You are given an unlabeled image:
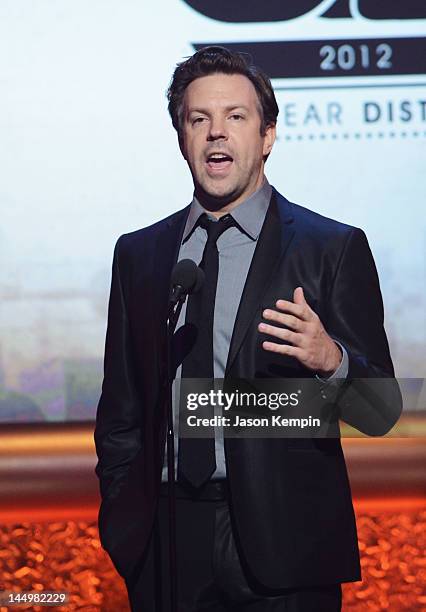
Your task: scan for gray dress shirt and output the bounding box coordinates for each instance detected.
[162,179,348,481]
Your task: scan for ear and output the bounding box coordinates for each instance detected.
[262,123,276,157]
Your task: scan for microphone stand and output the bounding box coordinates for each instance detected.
[165,288,186,612]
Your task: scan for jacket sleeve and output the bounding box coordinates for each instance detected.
[324,227,402,435]
[94,235,143,501]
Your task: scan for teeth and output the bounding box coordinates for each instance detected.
[208,154,230,161]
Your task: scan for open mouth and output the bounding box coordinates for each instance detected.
[206,153,233,174]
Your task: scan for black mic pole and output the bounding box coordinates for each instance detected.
[165,290,184,612]
[163,259,204,612]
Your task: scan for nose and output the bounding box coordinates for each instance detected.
[207,116,228,141]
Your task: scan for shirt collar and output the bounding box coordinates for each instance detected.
[182,178,272,243]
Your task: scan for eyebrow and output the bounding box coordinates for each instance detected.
[187,105,250,115]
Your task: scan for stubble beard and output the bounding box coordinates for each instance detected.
[193,161,260,213]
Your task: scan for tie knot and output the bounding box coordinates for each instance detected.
[199,214,235,246]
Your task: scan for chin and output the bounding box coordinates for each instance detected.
[199,180,241,203]
[203,191,239,209]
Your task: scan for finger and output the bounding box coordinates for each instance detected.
[258,323,302,346]
[262,310,305,332]
[262,341,304,359]
[293,286,306,305]
[274,299,313,322]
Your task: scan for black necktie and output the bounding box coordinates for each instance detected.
[178,213,235,488]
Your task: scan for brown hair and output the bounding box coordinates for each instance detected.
[167,46,279,137]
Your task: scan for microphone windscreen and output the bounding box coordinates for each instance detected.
[171,259,204,295]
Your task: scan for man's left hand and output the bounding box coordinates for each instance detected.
[258,287,342,377]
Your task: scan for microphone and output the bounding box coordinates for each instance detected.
[169,259,204,306]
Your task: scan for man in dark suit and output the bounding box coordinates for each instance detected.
[94,46,401,611]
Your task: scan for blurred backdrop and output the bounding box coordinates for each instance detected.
[1,0,425,423]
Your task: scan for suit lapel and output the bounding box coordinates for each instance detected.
[225,189,295,374]
[153,206,191,331]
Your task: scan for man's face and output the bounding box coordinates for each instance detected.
[179,73,275,210]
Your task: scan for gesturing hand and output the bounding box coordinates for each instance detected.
[258,287,342,377]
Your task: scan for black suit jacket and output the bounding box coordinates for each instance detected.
[94,188,402,589]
